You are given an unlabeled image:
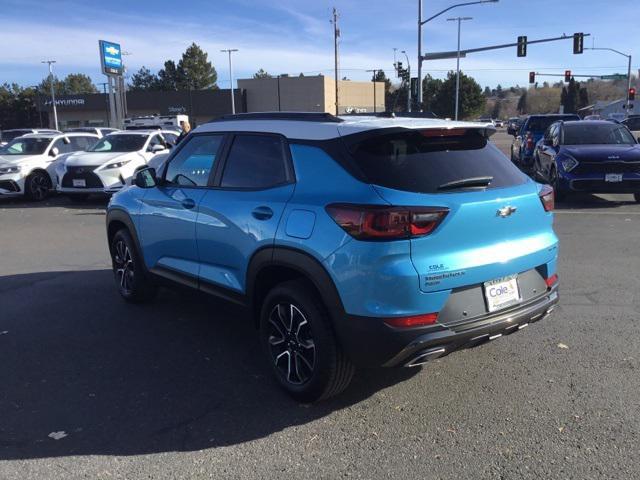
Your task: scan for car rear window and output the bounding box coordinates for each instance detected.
[345,128,526,194]
[526,116,579,132]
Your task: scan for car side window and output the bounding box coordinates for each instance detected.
[164,134,223,187]
[163,133,178,146]
[69,136,95,151]
[220,134,288,189]
[51,137,73,154]
[147,134,163,151]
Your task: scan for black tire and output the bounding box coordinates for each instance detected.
[634,193,640,203]
[68,194,90,202]
[259,280,355,403]
[110,229,157,303]
[24,171,52,201]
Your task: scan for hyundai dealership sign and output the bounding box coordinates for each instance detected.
[99,40,123,76]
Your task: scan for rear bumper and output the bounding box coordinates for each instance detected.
[337,285,559,368]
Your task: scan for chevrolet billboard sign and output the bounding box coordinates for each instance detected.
[99,40,123,76]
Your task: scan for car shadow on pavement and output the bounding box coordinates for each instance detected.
[0,269,418,460]
[0,195,109,211]
[555,192,637,210]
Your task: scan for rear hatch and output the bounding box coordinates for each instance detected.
[343,126,558,293]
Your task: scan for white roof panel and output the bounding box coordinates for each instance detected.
[196,115,494,141]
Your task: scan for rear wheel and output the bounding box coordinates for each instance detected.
[634,193,640,203]
[24,171,51,201]
[259,280,354,402]
[110,229,157,303]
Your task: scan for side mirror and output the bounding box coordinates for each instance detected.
[134,167,157,189]
[49,147,59,157]
[150,144,166,153]
[507,127,516,136]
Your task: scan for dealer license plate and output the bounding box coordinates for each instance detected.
[484,275,521,313]
[605,173,623,183]
[72,179,86,187]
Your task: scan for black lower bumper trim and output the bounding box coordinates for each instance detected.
[336,286,559,368]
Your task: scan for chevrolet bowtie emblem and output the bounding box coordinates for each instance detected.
[497,206,517,217]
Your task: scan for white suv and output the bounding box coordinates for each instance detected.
[0,133,99,200]
[56,130,178,200]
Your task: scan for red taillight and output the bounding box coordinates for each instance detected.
[325,204,449,240]
[384,313,439,328]
[539,184,554,212]
[545,273,558,288]
[526,131,534,150]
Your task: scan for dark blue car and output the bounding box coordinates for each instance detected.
[511,114,580,171]
[534,120,640,202]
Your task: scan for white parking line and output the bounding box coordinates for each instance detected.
[555,210,640,215]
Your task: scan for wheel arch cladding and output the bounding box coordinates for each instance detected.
[106,209,144,260]
[247,247,347,330]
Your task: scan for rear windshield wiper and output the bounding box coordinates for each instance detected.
[437,176,493,191]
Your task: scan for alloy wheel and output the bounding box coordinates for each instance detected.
[113,240,134,295]
[30,174,50,200]
[267,303,316,385]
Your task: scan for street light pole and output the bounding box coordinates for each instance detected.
[401,51,411,112]
[585,46,633,117]
[41,60,58,130]
[418,0,498,110]
[221,49,239,114]
[447,17,473,120]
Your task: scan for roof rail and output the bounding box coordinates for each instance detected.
[214,112,344,123]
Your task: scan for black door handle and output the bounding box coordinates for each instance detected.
[182,198,196,209]
[252,206,274,220]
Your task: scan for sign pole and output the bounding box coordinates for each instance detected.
[107,77,117,128]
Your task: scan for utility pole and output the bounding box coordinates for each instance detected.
[221,49,239,114]
[332,7,340,115]
[418,0,499,110]
[447,17,472,120]
[366,69,383,113]
[41,60,58,130]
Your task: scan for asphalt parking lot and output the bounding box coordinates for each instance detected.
[1,131,639,479]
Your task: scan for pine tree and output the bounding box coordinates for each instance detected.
[129,66,159,91]
[177,43,217,89]
[517,91,528,114]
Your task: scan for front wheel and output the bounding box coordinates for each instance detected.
[110,229,157,303]
[259,280,354,403]
[24,171,52,201]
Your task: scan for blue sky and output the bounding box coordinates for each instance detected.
[0,0,637,90]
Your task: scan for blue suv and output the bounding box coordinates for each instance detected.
[106,112,560,402]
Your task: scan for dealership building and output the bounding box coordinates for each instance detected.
[36,75,386,129]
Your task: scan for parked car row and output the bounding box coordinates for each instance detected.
[509,114,640,202]
[0,129,177,201]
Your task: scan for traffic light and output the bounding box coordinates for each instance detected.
[573,33,584,54]
[396,62,403,78]
[529,71,535,84]
[630,88,636,101]
[564,70,572,82]
[517,36,527,57]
